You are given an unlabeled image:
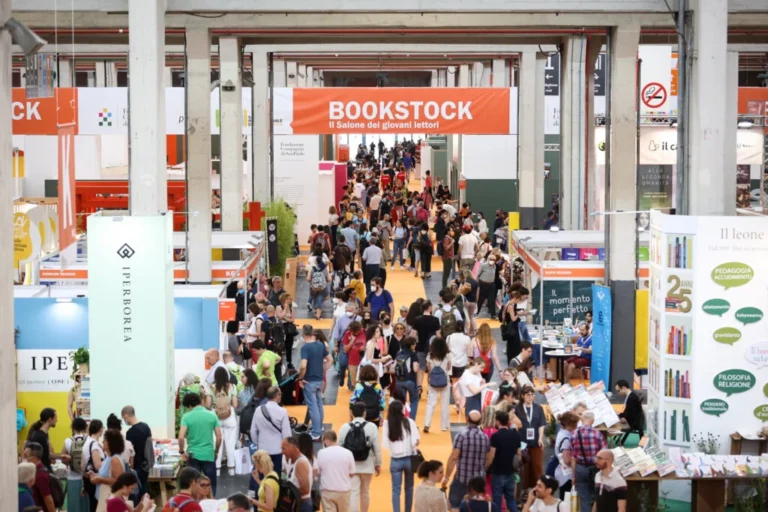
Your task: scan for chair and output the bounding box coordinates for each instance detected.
[581,366,591,383]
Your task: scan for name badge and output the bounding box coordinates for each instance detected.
[527,428,535,441]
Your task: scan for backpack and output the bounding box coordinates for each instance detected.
[546,436,568,476]
[163,495,196,512]
[267,474,301,512]
[343,421,371,462]
[394,353,411,381]
[331,270,351,295]
[418,232,431,251]
[428,363,449,389]
[48,469,65,508]
[267,320,286,354]
[239,394,265,436]
[440,307,459,337]
[68,435,86,473]
[142,436,156,472]
[359,384,381,422]
[310,267,328,292]
[215,388,232,420]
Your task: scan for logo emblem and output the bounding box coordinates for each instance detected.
[117,244,135,259]
[98,108,113,127]
[648,140,659,151]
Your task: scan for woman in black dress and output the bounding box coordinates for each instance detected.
[501,291,522,363]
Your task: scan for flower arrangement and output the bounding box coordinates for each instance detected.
[692,432,720,455]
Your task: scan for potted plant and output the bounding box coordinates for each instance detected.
[544,414,558,445]
[69,347,90,376]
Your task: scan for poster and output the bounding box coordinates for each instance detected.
[273,135,320,243]
[531,280,594,325]
[591,284,612,385]
[637,165,673,228]
[736,165,751,208]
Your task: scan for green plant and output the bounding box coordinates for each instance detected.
[544,414,557,440]
[692,432,721,455]
[636,486,671,512]
[69,347,89,371]
[734,479,766,512]
[263,199,297,277]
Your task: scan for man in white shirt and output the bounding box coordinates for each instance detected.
[458,225,478,270]
[204,348,230,386]
[594,449,628,512]
[354,180,366,200]
[522,474,562,512]
[316,429,356,512]
[368,190,382,226]
[338,402,382,512]
[361,237,383,295]
[250,386,293,475]
[434,290,464,328]
[446,320,471,379]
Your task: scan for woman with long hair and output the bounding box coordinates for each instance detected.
[423,337,452,433]
[87,429,126,512]
[404,299,424,337]
[361,324,390,381]
[350,364,386,426]
[328,206,340,250]
[392,217,409,270]
[382,401,420,512]
[207,366,238,477]
[253,377,273,406]
[472,324,503,383]
[414,460,450,512]
[341,321,367,390]
[106,414,134,467]
[237,369,260,414]
[458,358,497,418]
[553,410,579,499]
[501,291,522,361]
[276,293,297,367]
[251,450,279,512]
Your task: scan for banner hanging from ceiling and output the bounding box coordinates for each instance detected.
[273,87,518,135]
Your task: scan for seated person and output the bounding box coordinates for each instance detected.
[509,341,535,383]
[564,323,592,380]
[615,379,645,445]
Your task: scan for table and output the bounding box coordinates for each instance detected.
[544,349,579,383]
[148,472,179,506]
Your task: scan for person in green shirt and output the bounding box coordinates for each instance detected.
[252,340,282,386]
[178,392,222,497]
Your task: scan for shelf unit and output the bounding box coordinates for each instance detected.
[647,215,697,449]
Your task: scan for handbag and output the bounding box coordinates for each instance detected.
[410,449,425,472]
[234,446,253,475]
[284,321,299,338]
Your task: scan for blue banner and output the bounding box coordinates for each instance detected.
[591,284,612,385]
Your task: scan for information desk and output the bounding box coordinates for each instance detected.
[624,473,766,512]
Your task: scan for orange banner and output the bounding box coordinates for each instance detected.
[57,124,77,258]
[12,88,78,135]
[280,87,515,135]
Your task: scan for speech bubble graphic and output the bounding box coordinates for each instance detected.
[702,299,731,316]
[711,262,754,290]
[745,341,768,368]
[735,307,764,325]
[764,383,768,398]
[713,327,742,345]
[713,369,756,396]
[754,405,768,422]
[700,399,729,417]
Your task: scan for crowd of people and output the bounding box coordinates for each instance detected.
[17,140,630,512]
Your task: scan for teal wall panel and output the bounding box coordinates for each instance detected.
[465,179,519,218]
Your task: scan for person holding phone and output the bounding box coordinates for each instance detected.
[522,475,564,512]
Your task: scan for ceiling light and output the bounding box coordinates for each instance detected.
[737,120,754,128]
[56,298,73,303]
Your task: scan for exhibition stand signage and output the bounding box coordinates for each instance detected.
[591,284,613,385]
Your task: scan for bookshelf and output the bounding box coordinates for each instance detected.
[647,214,697,449]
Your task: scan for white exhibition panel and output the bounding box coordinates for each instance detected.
[420,144,432,180]
[171,231,264,250]
[273,134,320,243]
[318,170,336,223]
[461,135,518,180]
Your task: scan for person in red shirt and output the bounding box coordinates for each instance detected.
[24,442,54,512]
[340,321,367,390]
[424,169,433,190]
[162,467,205,511]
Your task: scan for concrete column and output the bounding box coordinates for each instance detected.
[518,51,537,227]
[105,61,118,87]
[219,37,243,232]
[58,59,73,87]
[185,27,212,282]
[688,0,732,215]
[458,64,470,87]
[437,69,446,87]
[606,25,640,385]
[586,37,605,228]
[560,35,588,230]
[163,66,172,88]
[724,50,738,215]
[286,61,298,87]
[534,53,547,219]
[305,66,313,87]
[491,59,506,87]
[128,0,167,215]
[480,62,491,87]
[446,66,457,87]
[19,66,26,87]
[87,72,96,87]
[312,68,320,87]
[95,61,106,87]
[252,49,270,203]
[297,64,307,87]
[471,62,484,87]
[273,59,286,88]
[1,0,19,507]
[430,69,438,87]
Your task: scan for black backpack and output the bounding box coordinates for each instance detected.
[239,394,266,436]
[394,353,411,381]
[267,320,286,354]
[343,421,371,462]
[359,385,381,422]
[48,469,65,509]
[267,472,301,512]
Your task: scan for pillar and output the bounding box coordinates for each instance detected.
[492,59,506,87]
[688,0,732,215]
[458,64,470,87]
[446,66,456,87]
[219,37,243,232]
[471,62,483,87]
[312,68,320,87]
[185,27,212,282]
[273,59,286,88]
[305,66,313,87]
[0,0,19,506]
[163,66,172,88]
[586,37,605,228]
[286,61,298,87]
[430,69,438,87]
[106,61,118,87]
[606,25,640,385]
[560,35,589,230]
[534,53,547,221]
[723,50,738,215]
[128,0,167,215]
[252,49,270,203]
[437,69,446,87]
[518,51,537,228]
[480,62,491,87]
[57,58,72,87]
[95,61,105,87]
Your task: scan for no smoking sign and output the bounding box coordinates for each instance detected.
[641,82,668,109]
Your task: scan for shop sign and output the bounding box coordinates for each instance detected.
[17,350,75,392]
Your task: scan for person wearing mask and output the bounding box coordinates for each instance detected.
[476,212,489,236]
[551,411,579,499]
[315,430,356,511]
[516,385,547,495]
[249,450,280,512]
[458,225,478,271]
[423,336,452,434]
[282,438,314,512]
[458,359,496,418]
[339,402,383,512]
[86,429,126,510]
[106,472,154,512]
[18,461,37,512]
[347,270,367,305]
[250,386,292,475]
[383,401,420,512]
[178,392,223,496]
[23,442,55,512]
[564,323,593,382]
[26,408,60,471]
[594,449,628,512]
[522,476,562,512]
[458,476,499,512]
[414,460,450,512]
[443,410,490,511]
[475,254,498,319]
[570,411,607,512]
[441,226,456,289]
[393,337,421,420]
[61,417,88,512]
[362,237,383,295]
[365,277,395,321]
[164,467,205,511]
[299,325,333,441]
[615,380,645,446]
[411,300,440,390]
[276,293,298,366]
[486,411,522,512]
